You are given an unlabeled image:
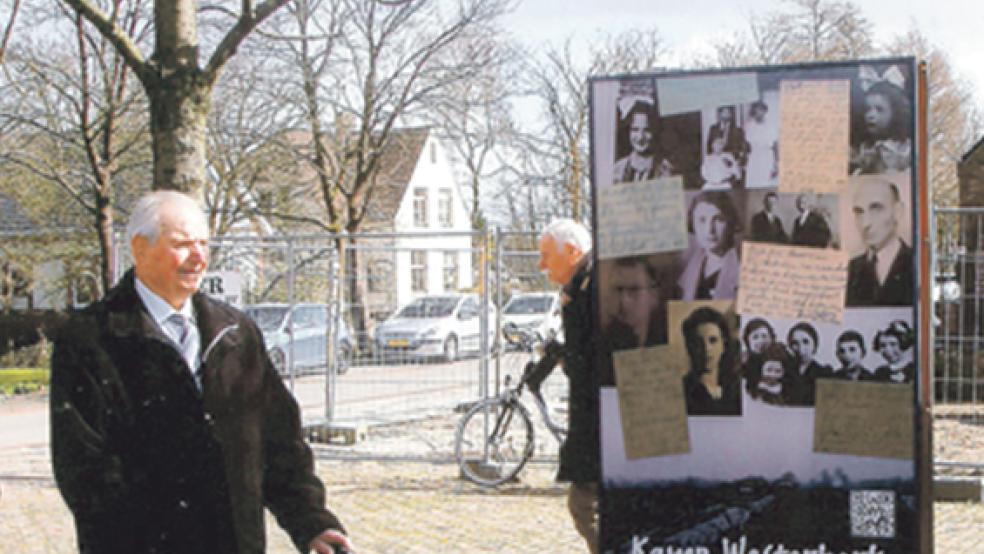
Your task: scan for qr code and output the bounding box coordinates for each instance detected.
[850,490,895,538]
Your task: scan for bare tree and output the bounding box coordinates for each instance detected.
[426,36,517,231]
[1,2,152,291]
[258,0,512,339]
[884,28,983,207]
[705,1,981,208]
[705,0,874,67]
[60,0,290,193]
[508,28,670,227]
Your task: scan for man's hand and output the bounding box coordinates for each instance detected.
[309,529,354,553]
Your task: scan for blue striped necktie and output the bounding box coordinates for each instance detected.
[165,313,201,389]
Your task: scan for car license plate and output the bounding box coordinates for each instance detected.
[388,339,409,347]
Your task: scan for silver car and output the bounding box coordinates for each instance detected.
[245,303,353,375]
[500,292,562,346]
[373,293,495,362]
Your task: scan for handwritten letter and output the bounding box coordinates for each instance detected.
[814,380,914,459]
[657,73,760,116]
[736,243,848,324]
[778,80,850,194]
[597,177,687,260]
[613,346,691,460]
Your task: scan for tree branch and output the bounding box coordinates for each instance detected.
[0,0,22,64]
[204,0,289,83]
[59,0,150,86]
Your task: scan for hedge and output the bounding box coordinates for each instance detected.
[0,368,50,395]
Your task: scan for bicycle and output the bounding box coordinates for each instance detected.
[454,323,567,487]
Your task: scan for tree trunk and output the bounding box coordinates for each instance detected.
[149,0,208,193]
[147,75,211,193]
[343,238,370,353]
[96,193,116,292]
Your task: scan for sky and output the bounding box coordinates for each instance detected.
[503,0,984,106]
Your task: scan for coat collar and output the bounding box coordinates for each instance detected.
[106,269,240,353]
[561,251,593,305]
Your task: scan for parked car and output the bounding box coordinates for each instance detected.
[244,303,353,375]
[373,293,495,362]
[500,292,562,346]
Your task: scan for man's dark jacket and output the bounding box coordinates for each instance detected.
[846,241,913,306]
[50,270,343,553]
[749,210,788,244]
[790,211,831,248]
[557,254,599,483]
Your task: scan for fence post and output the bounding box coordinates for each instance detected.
[286,236,296,393]
[479,226,492,402]
[493,226,503,397]
[326,244,341,424]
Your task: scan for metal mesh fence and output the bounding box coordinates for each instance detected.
[931,208,984,479]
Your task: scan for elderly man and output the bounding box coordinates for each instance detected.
[538,218,599,554]
[846,179,912,306]
[50,191,352,554]
[790,193,832,248]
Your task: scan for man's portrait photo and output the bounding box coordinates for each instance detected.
[748,191,788,244]
[743,190,840,249]
[844,175,913,306]
[598,253,677,352]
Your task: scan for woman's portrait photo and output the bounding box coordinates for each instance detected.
[849,63,913,175]
[743,91,780,189]
[677,304,742,416]
[678,190,743,301]
[613,96,674,184]
[873,320,915,384]
[784,321,833,406]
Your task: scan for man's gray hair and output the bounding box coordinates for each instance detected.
[541,218,592,253]
[126,190,204,248]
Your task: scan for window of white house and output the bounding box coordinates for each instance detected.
[411,250,427,293]
[442,251,458,291]
[430,142,437,164]
[437,188,453,228]
[413,188,428,227]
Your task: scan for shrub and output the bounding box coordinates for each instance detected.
[0,335,52,369]
[0,368,50,395]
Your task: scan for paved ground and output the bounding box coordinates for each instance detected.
[2,394,982,553]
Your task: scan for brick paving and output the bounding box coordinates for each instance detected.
[2,399,982,553]
[0,452,581,553]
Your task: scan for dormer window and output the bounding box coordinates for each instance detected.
[430,142,437,164]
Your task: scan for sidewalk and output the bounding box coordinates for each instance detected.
[2,397,983,553]
[0,446,583,553]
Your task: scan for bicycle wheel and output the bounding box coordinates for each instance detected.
[455,397,535,487]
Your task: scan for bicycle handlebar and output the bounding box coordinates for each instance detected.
[520,338,563,393]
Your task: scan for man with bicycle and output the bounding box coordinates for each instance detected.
[538,219,599,554]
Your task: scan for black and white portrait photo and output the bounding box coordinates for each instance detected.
[678,190,745,301]
[613,95,673,184]
[669,300,742,417]
[700,105,747,190]
[598,253,678,352]
[742,90,780,189]
[843,175,913,306]
[743,189,840,248]
[849,63,914,176]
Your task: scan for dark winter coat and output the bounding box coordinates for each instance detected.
[557,254,600,484]
[50,270,342,554]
